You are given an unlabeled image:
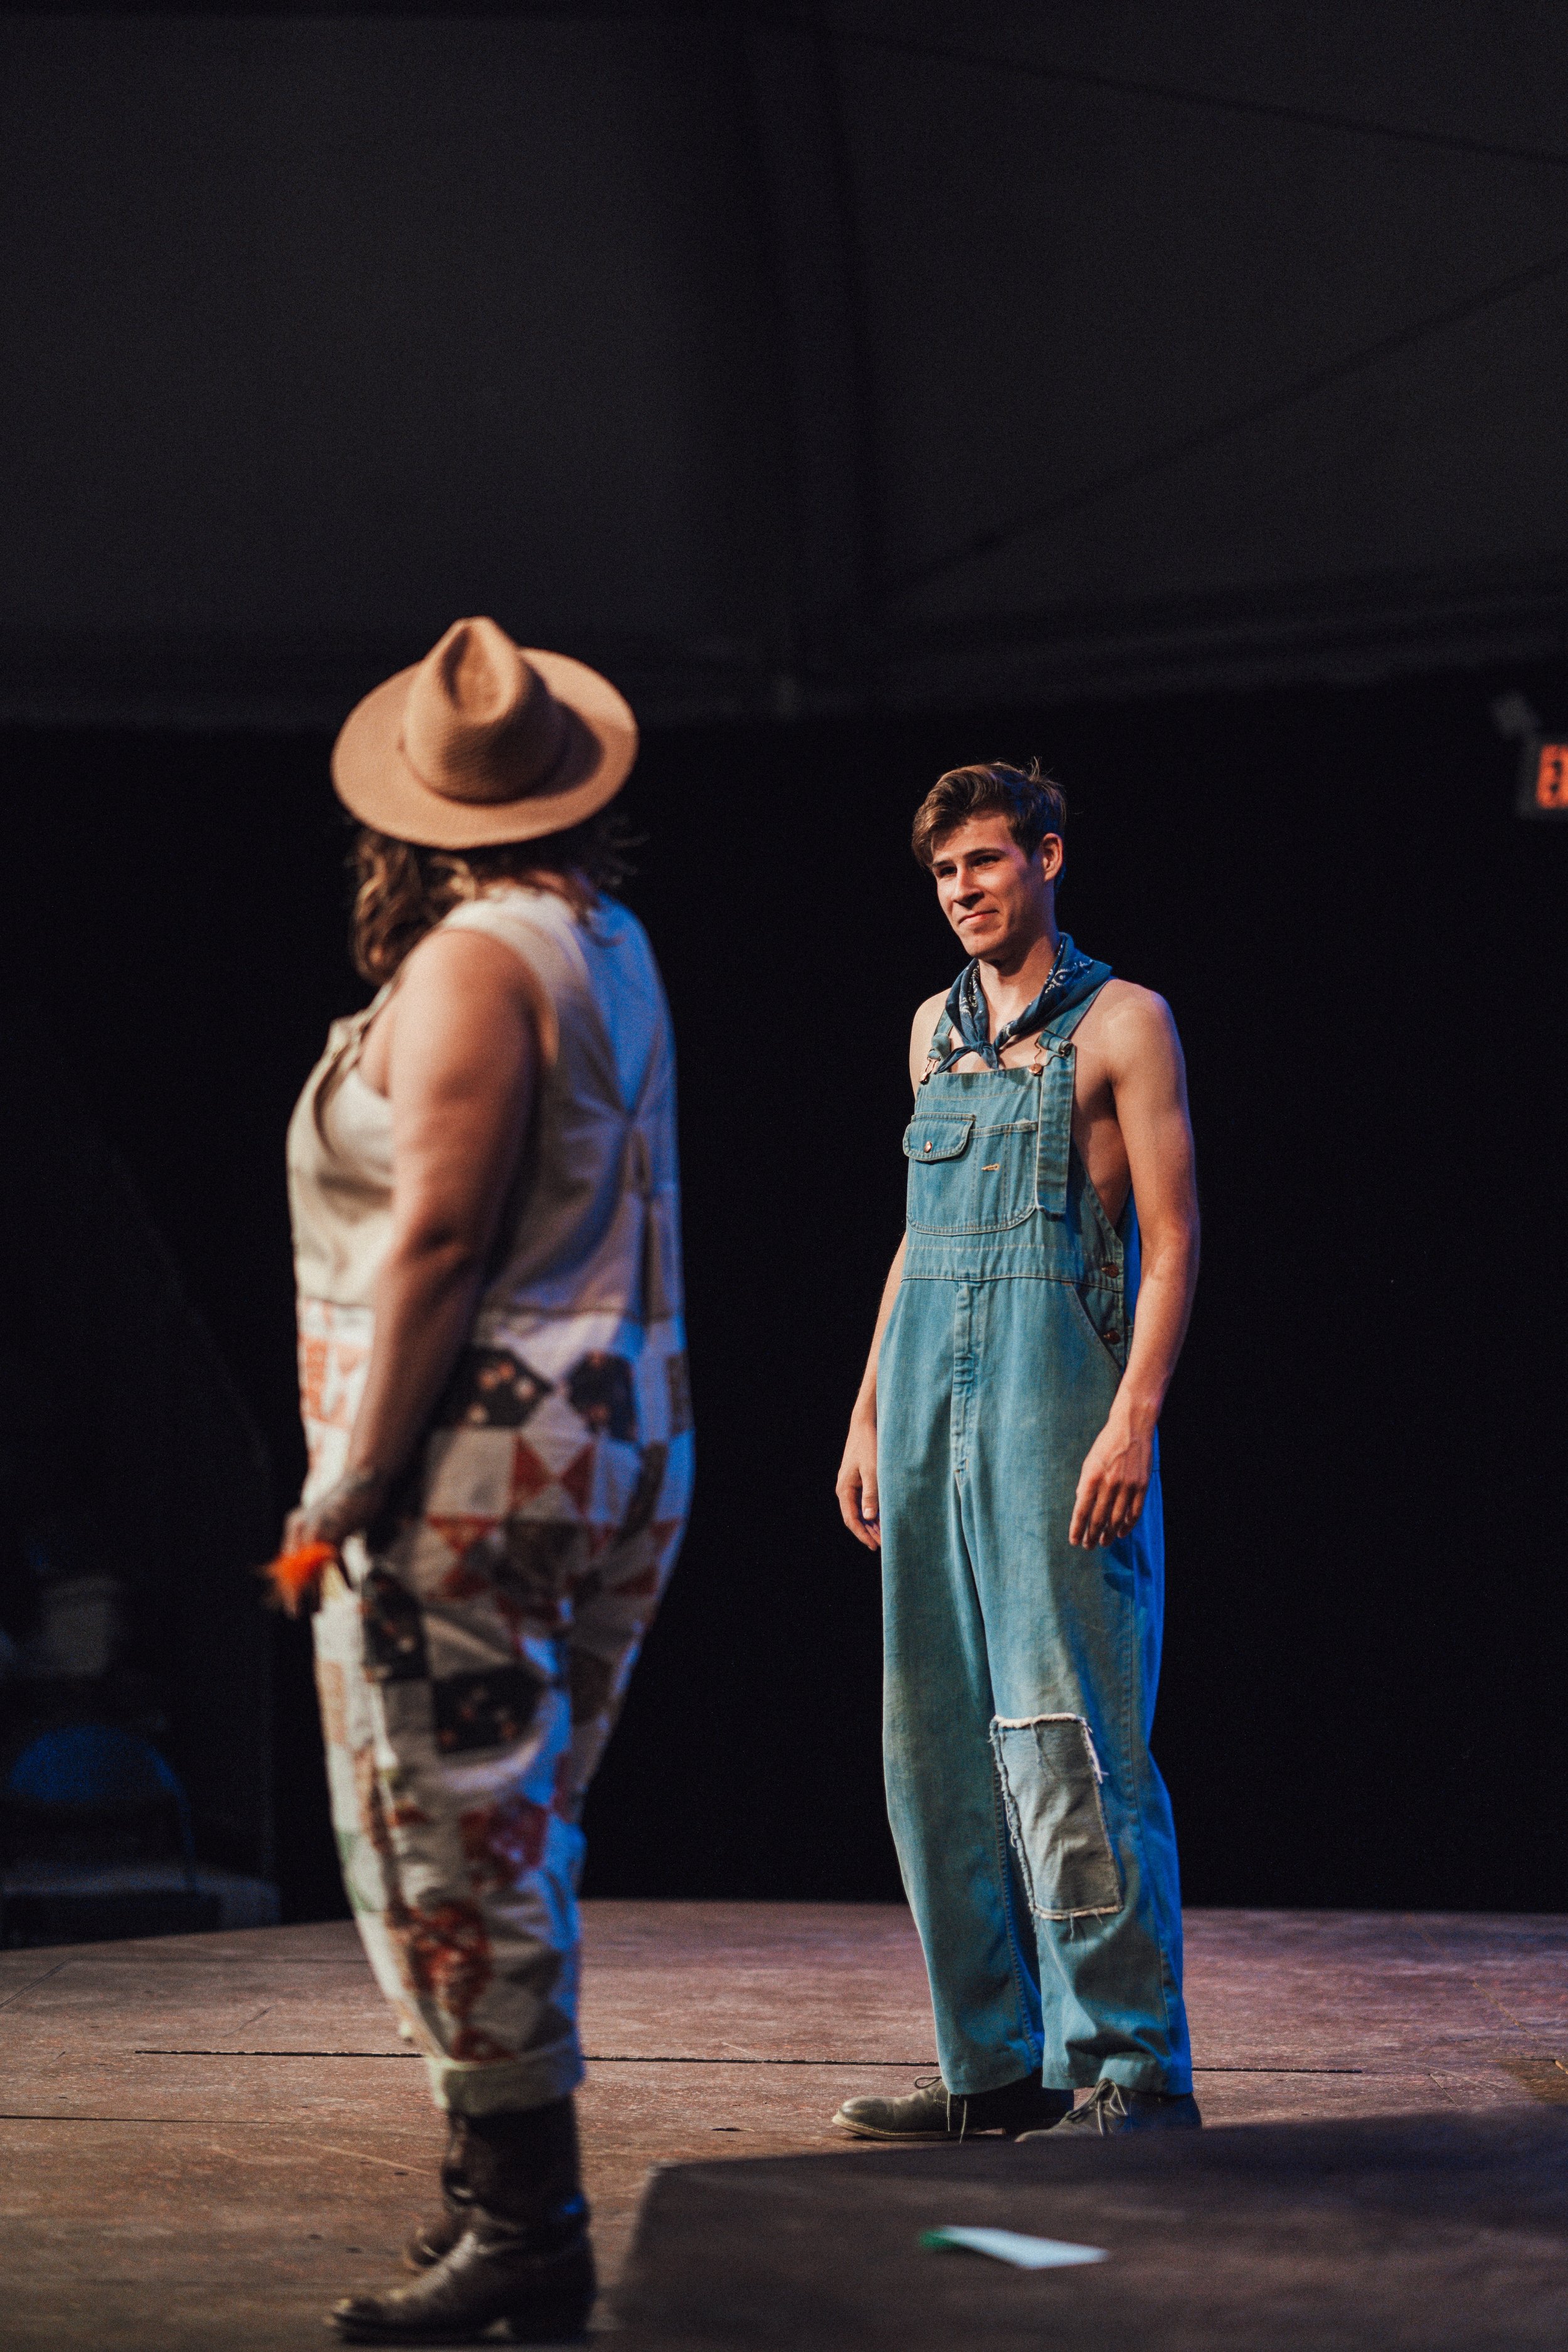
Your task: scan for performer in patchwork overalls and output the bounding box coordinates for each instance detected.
[834,760,1200,2143]
[283,618,690,2341]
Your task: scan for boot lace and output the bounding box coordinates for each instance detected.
[1066,2079,1131,2135]
[912,2072,966,2141]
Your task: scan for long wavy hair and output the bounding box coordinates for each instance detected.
[349,810,636,985]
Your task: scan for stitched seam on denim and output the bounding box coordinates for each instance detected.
[993,1712,1106,1785]
[1063,1278,1129,1370]
[899,1263,1087,1281]
[900,1274,1089,1290]
[1035,1063,1073,1215]
[991,1762,1044,2062]
[950,1285,972,1481]
[1049,1718,1123,1904]
[988,1727,1039,1917]
[944,1468,1037,2074]
[907,1209,1042,1235]
[1122,1555,1180,2061]
[1084,1751,1124,1910]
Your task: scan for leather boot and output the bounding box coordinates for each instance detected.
[402,2114,466,2273]
[833,2070,1073,2141]
[331,2097,595,2344]
[1025,2079,1204,2137]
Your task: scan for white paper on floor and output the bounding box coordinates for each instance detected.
[921,2227,1108,2270]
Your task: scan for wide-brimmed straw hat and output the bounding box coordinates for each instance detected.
[331,617,637,849]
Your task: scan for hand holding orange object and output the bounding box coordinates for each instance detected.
[262,1466,391,1616]
[261,1539,337,1618]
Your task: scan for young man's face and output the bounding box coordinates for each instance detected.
[930,813,1062,963]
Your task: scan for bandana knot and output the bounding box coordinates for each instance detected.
[930,935,1110,1074]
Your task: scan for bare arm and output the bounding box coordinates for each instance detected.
[292,930,538,1549]
[835,1234,906,1551]
[1069,990,1199,1548]
[834,996,943,1551]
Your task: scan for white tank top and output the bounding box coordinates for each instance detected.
[285,886,684,1330]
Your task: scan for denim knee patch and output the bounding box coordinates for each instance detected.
[990,1715,1123,1920]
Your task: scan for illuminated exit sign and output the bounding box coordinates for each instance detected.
[1531,742,1568,813]
[1496,694,1568,819]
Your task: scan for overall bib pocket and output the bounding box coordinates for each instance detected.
[904,1108,1039,1234]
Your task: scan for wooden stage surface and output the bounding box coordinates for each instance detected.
[3,1904,1566,2348]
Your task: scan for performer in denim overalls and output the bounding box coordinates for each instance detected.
[834,760,1201,2141]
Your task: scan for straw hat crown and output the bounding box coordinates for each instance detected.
[332,617,637,849]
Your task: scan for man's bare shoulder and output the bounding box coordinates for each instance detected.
[908,989,948,1089]
[1079,977,1182,1067]
[912,987,948,1042]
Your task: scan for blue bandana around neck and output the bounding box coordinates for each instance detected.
[931,933,1111,1073]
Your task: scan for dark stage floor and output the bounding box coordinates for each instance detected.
[2,1904,1566,2348]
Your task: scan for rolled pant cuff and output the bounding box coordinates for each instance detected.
[945,2052,1045,2098]
[425,2047,585,2116]
[1093,2057,1192,2095]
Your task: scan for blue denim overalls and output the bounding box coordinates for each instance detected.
[877,955,1192,2096]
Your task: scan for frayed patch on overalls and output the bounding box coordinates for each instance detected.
[990,1715,1124,1921]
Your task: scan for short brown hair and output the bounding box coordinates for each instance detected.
[911,760,1066,870]
[349,810,635,984]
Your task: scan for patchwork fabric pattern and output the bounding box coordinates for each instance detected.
[361,1567,430,1683]
[434,1346,553,1430]
[433,1665,548,1756]
[564,1350,637,1442]
[307,1306,690,2115]
[297,1298,373,1449]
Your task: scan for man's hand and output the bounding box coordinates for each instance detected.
[1069,1414,1153,1549]
[283,1466,389,1555]
[836,1414,882,1550]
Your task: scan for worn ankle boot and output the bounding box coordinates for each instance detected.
[331,2097,595,2344]
[833,2070,1073,2141]
[402,2114,467,2273]
[1031,2079,1204,2137]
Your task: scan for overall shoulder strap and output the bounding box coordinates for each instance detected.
[1032,965,1111,1213]
[921,1010,960,1081]
[1036,964,1113,1044]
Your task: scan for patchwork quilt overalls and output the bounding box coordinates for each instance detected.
[289,887,691,2119]
[877,961,1192,2097]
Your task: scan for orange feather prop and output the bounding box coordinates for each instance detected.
[260,1539,337,1617]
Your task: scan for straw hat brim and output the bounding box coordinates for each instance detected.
[331,647,638,849]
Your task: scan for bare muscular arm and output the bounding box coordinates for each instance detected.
[834,995,944,1551]
[1069,988,1199,1548]
[834,1234,906,1551]
[290,930,538,1550]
